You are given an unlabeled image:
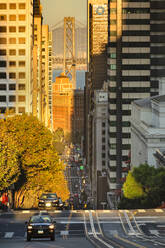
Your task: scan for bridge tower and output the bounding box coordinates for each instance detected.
[63,17,76,89]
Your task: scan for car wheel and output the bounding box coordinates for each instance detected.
[27,235,31,242]
[50,235,55,241]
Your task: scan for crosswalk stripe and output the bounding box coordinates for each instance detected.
[4,232,14,238]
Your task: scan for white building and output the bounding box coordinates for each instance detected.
[131,94,165,168]
[0,0,34,115]
[91,89,108,208]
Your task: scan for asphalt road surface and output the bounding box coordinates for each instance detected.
[0,209,165,248]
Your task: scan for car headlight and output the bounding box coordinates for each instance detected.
[49,224,54,229]
[39,200,44,203]
[28,225,33,229]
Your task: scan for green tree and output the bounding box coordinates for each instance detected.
[120,164,165,209]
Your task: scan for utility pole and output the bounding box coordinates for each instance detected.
[63,17,76,89]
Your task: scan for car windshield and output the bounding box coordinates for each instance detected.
[41,193,57,199]
[30,215,51,223]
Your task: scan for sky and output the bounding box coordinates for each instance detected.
[40,0,87,28]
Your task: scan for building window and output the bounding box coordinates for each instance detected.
[0,4,7,9]
[9,95,16,102]
[102,122,105,127]
[19,72,25,79]
[9,26,16,32]
[19,49,25,56]
[110,64,116,70]
[9,38,16,44]
[18,84,25,90]
[0,38,6,44]
[0,73,6,79]
[19,38,25,44]
[0,84,6,90]
[19,3,26,9]
[102,161,106,166]
[9,72,16,79]
[0,107,6,113]
[19,15,26,21]
[0,15,7,21]
[34,35,37,41]
[18,95,25,102]
[19,61,25,67]
[9,107,16,113]
[9,15,16,21]
[102,145,106,150]
[102,153,106,158]
[0,26,6,32]
[0,61,6,67]
[0,96,6,102]
[18,107,25,113]
[9,61,16,67]
[110,53,116,59]
[9,3,16,9]
[19,26,25,32]
[102,130,105,135]
[9,49,16,55]
[9,84,16,90]
[110,144,116,149]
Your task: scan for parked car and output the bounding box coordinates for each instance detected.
[63,199,70,210]
[38,193,59,210]
[57,197,63,210]
[25,213,56,241]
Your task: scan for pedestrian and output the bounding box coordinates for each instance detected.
[0,193,2,209]
[2,192,8,211]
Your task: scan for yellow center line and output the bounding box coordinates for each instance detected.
[114,234,147,248]
[62,211,73,239]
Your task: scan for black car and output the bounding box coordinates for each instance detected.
[25,214,56,241]
[38,193,59,210]
[57,197,63,210]
[63,199,70,210]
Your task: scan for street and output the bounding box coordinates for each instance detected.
[0,209,165,248]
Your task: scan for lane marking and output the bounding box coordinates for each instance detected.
[4,232,14,238]
[157,225,165,227]
[149,230,159,235]
[138,210,146,213]
[155,209,163,213]
[114,234,147,248]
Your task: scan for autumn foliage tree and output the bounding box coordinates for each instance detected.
[0,125,20,190]
[0,114,69,208]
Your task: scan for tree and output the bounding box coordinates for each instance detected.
[53,128,64,142]
[123,171,145,199]
[0,123,20,190]
[0,114,69,208]
[120,164,165,209]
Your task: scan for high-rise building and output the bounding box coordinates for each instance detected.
[48,31,53,128]
[85,0,108,191]
[0,0,34,115]
[33,0,43,121]
[41,25,52,128]
[52,74,84,141]
[91,89,108,208]
[107,0,163,196]
[52,73,73,133]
